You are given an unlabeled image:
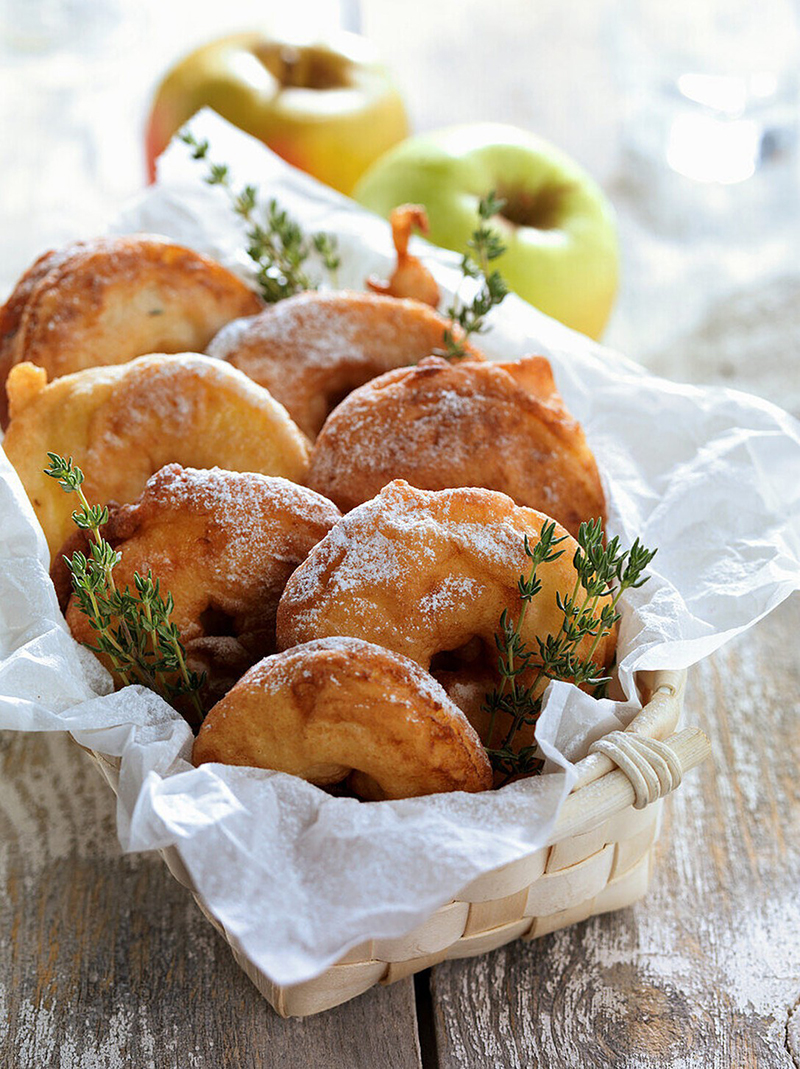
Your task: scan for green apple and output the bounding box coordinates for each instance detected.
[353,123,619,340]
[146,32,409,196]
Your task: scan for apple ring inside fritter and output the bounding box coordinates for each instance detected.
[64,465,341,721]
[277,480,615,689]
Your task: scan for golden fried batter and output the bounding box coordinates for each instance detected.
[307,355,606,537]
[277,480,615,688]
[0,235,263,426]
[206,290,483,438]
[192,637,492,799]
[4,354,310,559]
[366,205,440,307]
[65,465,341,721]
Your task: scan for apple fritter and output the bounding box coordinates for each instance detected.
[206,290,483,439]
[4,354,310,559]
[0,234,263,426]
[65,465,341,721]
[276,480,615,680]
[307,354,606,537]
[192,636,492,799]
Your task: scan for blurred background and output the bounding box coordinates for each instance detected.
[1,0,799,412]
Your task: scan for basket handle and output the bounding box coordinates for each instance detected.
[568,669,689,794]
[551,726,710,844]
[588,730,684,809]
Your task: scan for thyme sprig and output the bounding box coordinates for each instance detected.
[483,519,657,784]
[441,192,510,359]
[180,131,340,302]
[44,453,204,720]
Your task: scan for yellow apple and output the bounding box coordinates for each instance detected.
[353,123,619,340]
[146,31,410,195]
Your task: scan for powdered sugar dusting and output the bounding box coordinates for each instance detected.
[209,291,447,372]
[154,464,331,522]
[134,465,340,600]
[207,314,257,357]
[306,356,604,538]
[309,367,503,480]
[280,480,537,650]
[418,574,480,614]
[205,291,458,436]
[82,353,308,491]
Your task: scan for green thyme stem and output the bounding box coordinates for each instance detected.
[483,519,657,783]
[134,586,171,695]
[179,131,339,303]
[73,483,123,605]
[81,582,134,687]
[70,481,151,686]
[493,567,535,750]
[165,630,200,710]
[69,481,169,695]
[44,453,205,721]
[583,589,620,668]
[440,192,510,360]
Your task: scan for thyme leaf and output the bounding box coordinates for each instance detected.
[439,192,510,359]
[483,519,657,784]
[44,453,205,721]
[179,131,339,302]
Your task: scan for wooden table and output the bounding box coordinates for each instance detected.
[2,1,799,1065]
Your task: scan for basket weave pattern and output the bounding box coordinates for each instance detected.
[86,668,710,1018]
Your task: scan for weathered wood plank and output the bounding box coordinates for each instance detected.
[0,731,423,1069]
[429,594,800,1069]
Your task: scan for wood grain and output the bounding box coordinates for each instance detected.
[0,731,422,1069]
[428,594,800,1069]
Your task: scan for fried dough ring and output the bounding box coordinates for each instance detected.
[307,355,606,537]
[4,353,310,559]
[0,235,263,426]
[192,637,492,799]
[65,466,341,721]
[276,480,615,680]
[206,290,483,438]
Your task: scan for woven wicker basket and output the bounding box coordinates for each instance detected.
[84,666,709,1017]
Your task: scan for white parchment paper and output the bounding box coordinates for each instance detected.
[1,112,799,987]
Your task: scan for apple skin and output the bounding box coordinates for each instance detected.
[353,123,619,340]
[146,31,410,196]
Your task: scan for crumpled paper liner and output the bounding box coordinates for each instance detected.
[1,111,798,986]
